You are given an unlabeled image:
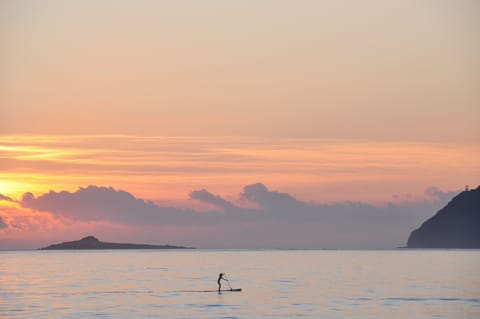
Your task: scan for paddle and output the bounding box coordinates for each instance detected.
[224,273,233,290]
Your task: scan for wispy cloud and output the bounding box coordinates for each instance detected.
[0,193,15,202]
[1,135,478,203]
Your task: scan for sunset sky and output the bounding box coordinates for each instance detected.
[1,0,479,249]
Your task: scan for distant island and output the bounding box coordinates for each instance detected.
[407,186,480,248]
[40,236,193,250]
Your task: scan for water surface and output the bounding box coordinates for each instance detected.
[1,250,479,318]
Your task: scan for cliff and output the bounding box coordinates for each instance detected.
[40,236,193,250]
[407,186,480,248]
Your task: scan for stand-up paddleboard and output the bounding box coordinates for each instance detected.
[177,288,242,293]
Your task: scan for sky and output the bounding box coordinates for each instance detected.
[1,0,479,249]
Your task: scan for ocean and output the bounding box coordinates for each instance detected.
[1,250,479,318]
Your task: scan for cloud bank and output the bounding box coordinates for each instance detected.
[20,186,218,226]
[14,183,459,249]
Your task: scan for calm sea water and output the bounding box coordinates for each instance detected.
[1,250,479,318]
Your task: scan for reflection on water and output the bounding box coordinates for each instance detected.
[1,250,479,318]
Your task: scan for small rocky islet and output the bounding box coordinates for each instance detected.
[40,236,193,250]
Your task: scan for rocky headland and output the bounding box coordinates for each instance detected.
[407,186,480,248]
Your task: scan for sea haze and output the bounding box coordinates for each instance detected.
[1,250,479,318]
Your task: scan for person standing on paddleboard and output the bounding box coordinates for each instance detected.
[217,273,227,292]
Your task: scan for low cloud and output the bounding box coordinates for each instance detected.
[424,186,458,201]
[17,183,459,248]
[189,189,236,210]
[240,183,302,210]
[20,186,213,225]
[0,216,7,229]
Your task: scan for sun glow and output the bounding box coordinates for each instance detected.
[0,180,32,199]
[1,135,479,204]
